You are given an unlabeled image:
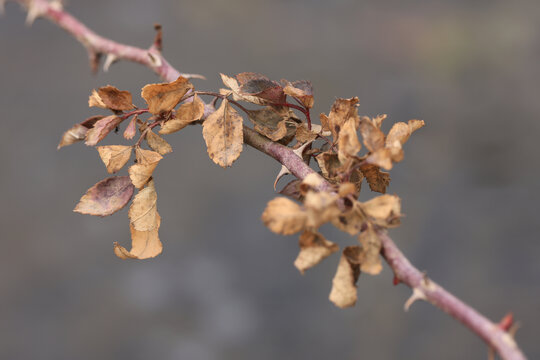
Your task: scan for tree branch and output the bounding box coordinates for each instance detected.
[5,1,526,359]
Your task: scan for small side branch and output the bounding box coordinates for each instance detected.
[5,2,527,359]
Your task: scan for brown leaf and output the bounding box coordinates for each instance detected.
[123,116,138,140]
[294,230,338,274]
[304,191,340,229]
[141,76,193,115]
[358,224,383,275]
[129,180,159,231]
[74,176,134,216]
[337,117,361,163]
[283,80,314,108]
[85,115,122,146]
[247,106,291,141]
[114,213,162,260]
[324,97,360,142]
[261,197,307,235]
[159,94,205,134]
[237,72,286,104]
[146,130,172,155]
[329,246,361,308]
[384,119,425,163]
[91,85,134,111]
[359,116,386,153]
[331,201,365,235]
[360,164,390,193]
[361,194,401,228]
[97,145,132,173]
[128,148,162,189]
[315,152,342,182]
[202,99,243,167]
[279,179,303,201]
[295,123,318,144]
[57,115,102,149]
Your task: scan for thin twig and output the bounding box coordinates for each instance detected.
[5,2,527,359]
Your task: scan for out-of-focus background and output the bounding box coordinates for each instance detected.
[1,0,539,359]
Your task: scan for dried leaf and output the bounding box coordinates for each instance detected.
[361,194,401,228]
[299,173,325,195]
[294,230,338,274]
[329,246,362,308]
[97,145,132,173]
[141,76,193,115]
[384,119,425,163]
[261,197,307,235]
[146,130,172,155]
[91,85,133,111]
[283,80,314,108]
[129,180,159,231]
[295,123,318,144]
[324,97,359,142]
[202,99,243,167]
[159,95,205,134]
[85,115,122,146]
[332,201,365,235]
[304,191,340,229]
[315,152,342,181]
[128,148,162,189]
[123,116,138,140]
[247,106,290,141]
[279,179,303,201]
[358,224,383,275]
[74,176,134,216]
[360,164,390,193]
[114,213,162,260]
[57,115,102,149]
[359,116,386,153]
[338,117,361,162]
[237,72,285,104]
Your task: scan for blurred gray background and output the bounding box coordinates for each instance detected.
[1,0,539,359]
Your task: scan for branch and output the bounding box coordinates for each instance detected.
[5,1,526,359]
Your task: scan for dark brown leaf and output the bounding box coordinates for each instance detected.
[85,115,122,146]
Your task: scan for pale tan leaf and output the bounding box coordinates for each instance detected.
[91,85,134,111]
[304,191,340,229]
[338,117,361,162]
[114,213,163,260]
[88,89,107,109]
[159,95,205,134]
[325,97,359,142]
[97,145,132,173]
[141,76,193,115]
[361,194,401,228]
[146,130,172,155]
[358,224,383,275]
[135,147,163,165]
[74,176,134,216]
[123,116,138,140]
[294,230,338,274]
[359,116,385,152]
[282,80,314,108]
[329,246,361,308]
[128,180,159,231]
[128,162,158,189]
[261,197,307,235]
[331,201,365,235]
[202,99,243,167]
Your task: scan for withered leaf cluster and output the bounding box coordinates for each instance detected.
[63,72,424,308]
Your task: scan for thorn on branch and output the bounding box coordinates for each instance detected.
[404,287,427,311]
[153,23,162,52]
[147,51,162,68]
[274,165,291,190]
[25,0,44,26]
[87,49,102,75]
[103,53,118,72]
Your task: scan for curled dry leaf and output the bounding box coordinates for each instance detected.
[85,115,123,146]
[141,76,193,115]
[97,145,132,173]
[283,80,314,108]
[294,230,339,274]
[202,99,243,167]
[88,85,133,111]
[57,115,102,149]
[315,152,342,182]
[337,117,361,163]
[358,224,383,275]
[73,176,134,217]
[247,106,290,141]
[332,201,365,235]
[360,163,390,194]
[128,148,162,189]
[114,213,162,260]
[322,97,359,143]
[159,94,205,134]
[128,180,159,231]
[146,130,172,155]
[304,191,341,229]
[123,116,138,140]
[329,246,362,308]
[261,197,307,235]
[361,194,401,228]
[359,116,386,153]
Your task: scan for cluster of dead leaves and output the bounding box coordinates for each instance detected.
[261,95,424,308]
